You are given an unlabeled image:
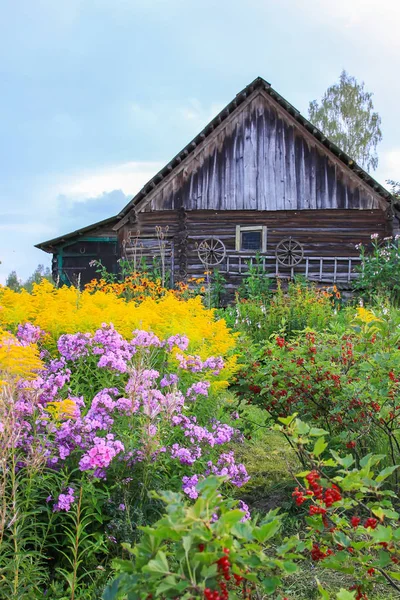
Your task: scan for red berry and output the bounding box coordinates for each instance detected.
[364,517,378,530]
[351,516,361,528]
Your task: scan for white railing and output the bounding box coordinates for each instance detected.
[224,254,362,283]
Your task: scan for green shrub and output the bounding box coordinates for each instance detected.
[354,235,400,305]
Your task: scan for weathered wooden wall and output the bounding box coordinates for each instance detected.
[121,208,391,287]
[131,90,387,215]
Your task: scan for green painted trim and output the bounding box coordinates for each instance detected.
[55,236,118,287]
[57,247,69,286]
[60,236,117,249]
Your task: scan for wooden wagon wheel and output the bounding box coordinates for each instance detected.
[197,237,226,267]
[275,237,304,267]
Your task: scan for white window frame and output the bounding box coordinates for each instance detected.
[235,225,267,253]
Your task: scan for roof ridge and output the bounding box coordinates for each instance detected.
[115,77,391,222]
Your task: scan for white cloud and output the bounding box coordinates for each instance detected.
[129,98,225,138]
[375,149,400,187]
[0,223,54,234]
[179,98,225,127]
[46,160,163,204]
[295,0,400,53]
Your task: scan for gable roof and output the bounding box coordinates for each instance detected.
[37,76,393,251]
[35,216,118,252]
[113,76,392,226]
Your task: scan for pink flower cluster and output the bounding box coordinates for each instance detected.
[53,487,75,512]
[6,322,246,508]
[79,435,124,474]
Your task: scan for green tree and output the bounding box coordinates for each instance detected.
[4,264,53,292]
[5,270,21,292]
[308,70,382,172]
[23,264,53,292]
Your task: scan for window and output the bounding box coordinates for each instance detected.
[235,225,267,252]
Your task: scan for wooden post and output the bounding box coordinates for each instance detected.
[177,207,188,281]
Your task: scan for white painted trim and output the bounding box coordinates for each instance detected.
[235,225,267,252]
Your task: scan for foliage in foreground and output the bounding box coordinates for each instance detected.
[354,234,400,306]
[104,475,299,600]
[105,416,400,600]
[233,304,400,476]
[0,315,243,597]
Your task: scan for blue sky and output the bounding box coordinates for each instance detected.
[1,0,399,283]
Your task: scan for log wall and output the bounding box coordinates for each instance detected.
[122,208,392,287]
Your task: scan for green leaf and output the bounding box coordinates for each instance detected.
[295,419,310,435]
[253,519,281,542]
[370,525,392,543]
[182,535,192,555]
[232,521,254,540]
[282,560,298,574]
[360,453,385,468]
[102,577,122,600]
[376,550,391,567]
[143,551,170,575]
[156,577,179,594]
[376,465,399,482]
[218,509,246,527]
[316,578,330,600]
[260,576,281,594]
[313,436,328,457]
[111,559,135,574]
[309,427,329,437]
[336,590,356,600]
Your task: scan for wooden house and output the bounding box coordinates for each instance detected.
[36,77,396,290]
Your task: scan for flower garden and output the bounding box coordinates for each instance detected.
[3,238,400,600]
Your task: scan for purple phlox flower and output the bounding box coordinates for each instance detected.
[203,356,225,375]
[176,353,203,372]
[186,380,210,401]
[53,487,75,512]
[206,452,250,487]
[93,324,133,372]
[171,443,202,465]
[182,474,201,499]
[131,329,162,349]
[212,422,244,444]
[165,334,189,351]
[230,411,240,420]
[17,323,44,346]
[118,503,126,511]
[84,388,120,431]
[79,435,124,472]
[115,396,139,414]
[238,500,251,522]
[160,373,179,388]
[57,332,92,361]
[176,353,224,375]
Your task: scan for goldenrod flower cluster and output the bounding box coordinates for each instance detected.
[0,281,237,386]
[0,329,43,386]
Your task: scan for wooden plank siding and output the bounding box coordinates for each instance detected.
[122,208,391,287]
[132,90,387,216]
